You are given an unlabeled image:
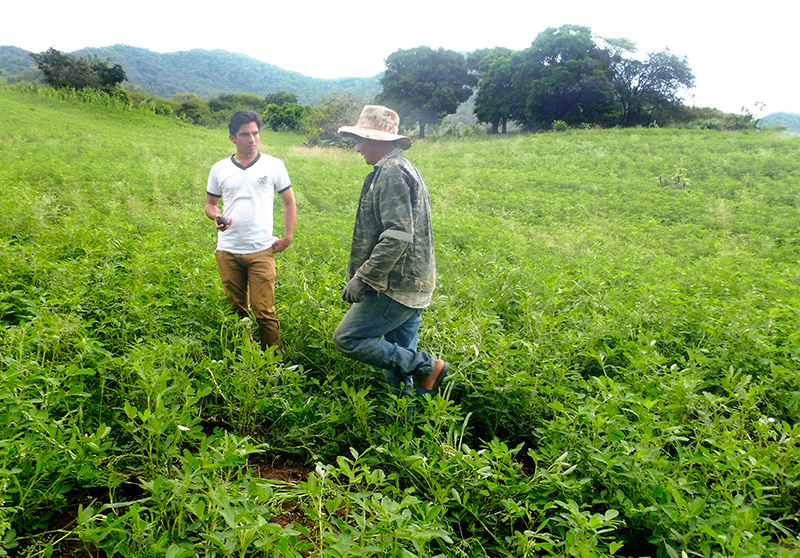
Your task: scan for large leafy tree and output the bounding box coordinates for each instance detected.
[511,25,619,129]
[92,57,127,91]
[524,57,618,128]
[31,48,126,92]
[608,47,695,126]
[378,46,477,139]
[472,47,515,133]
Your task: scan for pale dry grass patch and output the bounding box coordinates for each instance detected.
[287,145,352,160]
[708,197,733,228]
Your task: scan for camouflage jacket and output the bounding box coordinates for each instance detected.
[348,149,436,300]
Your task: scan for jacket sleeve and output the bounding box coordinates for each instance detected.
[355,168,413,292]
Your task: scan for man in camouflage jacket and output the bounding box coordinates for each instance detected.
[333,106,450,406]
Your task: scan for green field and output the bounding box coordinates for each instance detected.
[1,85,799,558]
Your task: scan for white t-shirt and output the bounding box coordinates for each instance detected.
[207,153,292,254]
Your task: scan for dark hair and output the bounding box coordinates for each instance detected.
[228,111,262,136]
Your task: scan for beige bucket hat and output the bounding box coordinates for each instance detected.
[338,105,412,150]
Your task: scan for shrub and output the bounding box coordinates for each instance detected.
[263,102,308,132]
[552,119,570,132]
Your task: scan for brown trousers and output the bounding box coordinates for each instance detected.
[215,247,279,349]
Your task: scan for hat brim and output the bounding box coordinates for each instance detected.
[338,126,412,150]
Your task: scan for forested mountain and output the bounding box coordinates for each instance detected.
[0,44,381,103]
[760,112,800,135]
[0,45,33,74]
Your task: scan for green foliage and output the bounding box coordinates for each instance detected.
[131,93,179,117]
[472,47,515,134]
[173,92,213,125]
[609,49,695,126]
[675,106,759,131]
[379,46,477,138]
[526,57,618,128]
[507,26,618,129]
[263,102,308,132]
[657,161,691,189]
[207,92,267,114]
[31,47,127,92]
[304,93,365,147]
[472,25,695,131]
[2,86,800,558]
[264,90,299,106]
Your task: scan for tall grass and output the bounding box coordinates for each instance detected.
[1,85,799,557]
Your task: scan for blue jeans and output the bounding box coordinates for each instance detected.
[333,292,434,396]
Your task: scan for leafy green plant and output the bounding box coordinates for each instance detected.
[658,161,691,189]
[552,119,570,132]
[76,432,307,557]
[111,343,211,477]
[206,318,291,436]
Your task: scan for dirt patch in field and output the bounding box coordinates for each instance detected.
[248,455,311,484]
[248,455,313,529]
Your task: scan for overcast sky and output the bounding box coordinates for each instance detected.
[3,0,798,116]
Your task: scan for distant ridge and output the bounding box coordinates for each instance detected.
[759,112,800,135]
[0,44,382,104]
[0,45,33,75]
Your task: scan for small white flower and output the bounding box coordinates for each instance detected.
[177,425,191,431]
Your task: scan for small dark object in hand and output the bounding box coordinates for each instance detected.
[216,216,229,227]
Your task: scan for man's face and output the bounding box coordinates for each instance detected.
[356,139,386,166]
[230,122,260,156]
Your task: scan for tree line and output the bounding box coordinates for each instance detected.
[30,26,757,139]
[27,47,307,130]
[30,48,127,93]
[378,25,695,136]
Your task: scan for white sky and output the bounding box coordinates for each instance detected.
[3,0,798,116]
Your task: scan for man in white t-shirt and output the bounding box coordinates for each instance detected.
[204,111,296,350]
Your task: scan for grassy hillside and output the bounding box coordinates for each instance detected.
[0,44,381,103]
[1,86,799,557]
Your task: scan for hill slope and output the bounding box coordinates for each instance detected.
[0,44,381,103]
[760,111,800,135]
[0,45,33,74]
[2,87,800,558]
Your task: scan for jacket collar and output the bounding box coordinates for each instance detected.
[373,148,403,169]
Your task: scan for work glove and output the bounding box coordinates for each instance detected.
[342,277,367,303]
